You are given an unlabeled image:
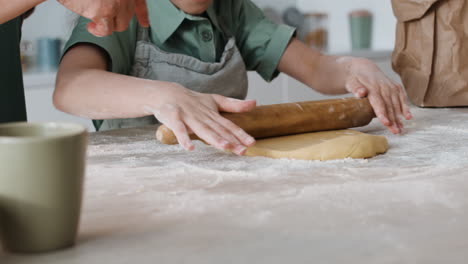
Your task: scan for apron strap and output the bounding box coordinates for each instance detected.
[137,26,151,42]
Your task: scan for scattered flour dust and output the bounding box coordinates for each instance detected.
[85,107,468,221]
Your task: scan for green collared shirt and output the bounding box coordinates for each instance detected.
[64,0,295,81]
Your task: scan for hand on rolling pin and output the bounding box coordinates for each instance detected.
[342,57,412,134]
[57,0,149,37]
[145,84,257,155]
[278,39,412,135]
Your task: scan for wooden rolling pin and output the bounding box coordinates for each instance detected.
[156,97,376,145]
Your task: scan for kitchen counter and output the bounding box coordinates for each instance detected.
[2,106,468,263]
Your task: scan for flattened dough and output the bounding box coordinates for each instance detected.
[245,130,388,161]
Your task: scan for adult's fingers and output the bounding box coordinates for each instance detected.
[134,0,150,27]
[86,22,99,36]
[87,17,115,37]
[212,95,257,113]
[113,0,134,32]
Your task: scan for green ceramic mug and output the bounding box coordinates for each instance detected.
[349,10,373,50]
[0,122,87,253]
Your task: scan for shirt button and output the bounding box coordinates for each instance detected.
[201,31,213,42]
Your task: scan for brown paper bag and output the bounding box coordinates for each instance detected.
[392,0,468,107]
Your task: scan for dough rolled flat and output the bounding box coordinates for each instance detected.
[245,130,389,161]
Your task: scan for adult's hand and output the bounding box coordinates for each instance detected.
[57,0,149,37]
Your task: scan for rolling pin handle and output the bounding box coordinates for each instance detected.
[156,98,375,145]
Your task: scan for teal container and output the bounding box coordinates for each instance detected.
[36,38,62,72]
[349,10,373,50]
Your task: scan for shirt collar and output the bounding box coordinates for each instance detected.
[147,0,222,44]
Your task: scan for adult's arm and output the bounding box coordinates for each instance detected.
[0,0,44,24]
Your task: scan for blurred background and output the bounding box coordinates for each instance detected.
[20,0,398,131]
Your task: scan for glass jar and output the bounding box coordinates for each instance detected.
[20,41,34,72]
[301,13,329,52]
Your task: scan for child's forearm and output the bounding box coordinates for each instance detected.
[55,68,177,119]
[278,38,350,95]
[56,44,258,154]
[0,0,44,24]
[55,44,176,119]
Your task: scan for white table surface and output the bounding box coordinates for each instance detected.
[2,106,468,264]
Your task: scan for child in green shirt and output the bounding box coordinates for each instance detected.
[55,0,411,156]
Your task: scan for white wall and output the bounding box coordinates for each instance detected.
[297,0,396,53]
[22,1,75,43]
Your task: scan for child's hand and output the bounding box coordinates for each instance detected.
[278,39,411,134]
[343,58,412,134]
[147,83,256,155]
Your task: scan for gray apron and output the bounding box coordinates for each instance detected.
[98,23,248,131]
